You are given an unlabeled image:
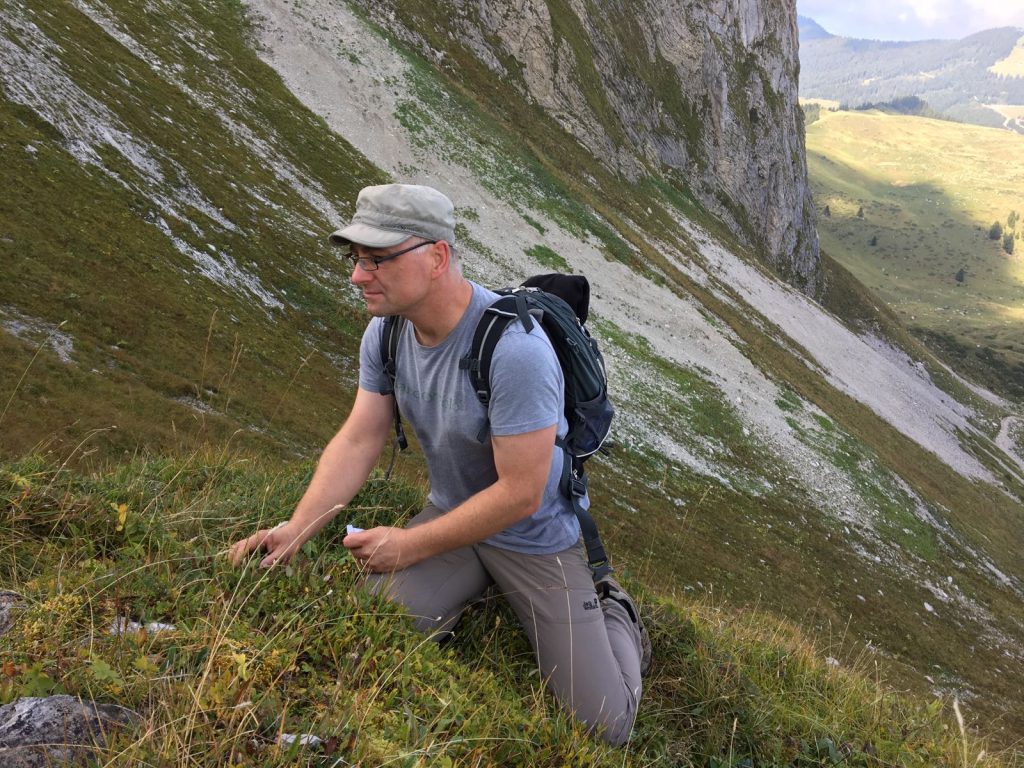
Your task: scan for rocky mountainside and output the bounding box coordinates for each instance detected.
[358,0,821,292]
[2,0,1024,758]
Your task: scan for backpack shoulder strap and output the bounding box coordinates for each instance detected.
[380,316,408,453]
[561,459,611,582]
[459,294,523,406]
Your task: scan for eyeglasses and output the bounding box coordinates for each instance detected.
[343,240,437,271]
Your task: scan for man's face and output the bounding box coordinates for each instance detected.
[347,238,435,316]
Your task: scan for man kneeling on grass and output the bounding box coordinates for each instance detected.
[228,183,650,745]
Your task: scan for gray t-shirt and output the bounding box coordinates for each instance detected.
[359,281,582,554]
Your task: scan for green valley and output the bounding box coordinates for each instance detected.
[805,108,1024,398]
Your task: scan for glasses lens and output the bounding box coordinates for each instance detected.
[345,252,377,271]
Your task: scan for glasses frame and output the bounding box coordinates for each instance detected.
[343,240,437,272]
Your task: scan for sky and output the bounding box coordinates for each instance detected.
[797,0,1024,41]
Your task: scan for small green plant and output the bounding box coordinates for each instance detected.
[526,244,571,272]
[523,214,547,234]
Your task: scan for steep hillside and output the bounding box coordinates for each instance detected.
[0,0,384,458]
[354,0,821,292]
[798,20,1024,132]
[3,0,1024,762]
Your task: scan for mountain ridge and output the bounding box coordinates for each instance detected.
[798,17,1024,132]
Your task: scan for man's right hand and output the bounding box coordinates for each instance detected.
[228,523,303,568]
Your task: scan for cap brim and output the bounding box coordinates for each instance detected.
[328,223,409,248]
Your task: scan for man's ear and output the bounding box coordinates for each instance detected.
[430,240,452,277]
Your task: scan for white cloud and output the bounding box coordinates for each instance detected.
[905,0,954,27]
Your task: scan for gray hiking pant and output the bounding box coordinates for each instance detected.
[365,504,642,746]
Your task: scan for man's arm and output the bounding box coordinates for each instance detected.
[228,386,394,567]
[345,423,555,571]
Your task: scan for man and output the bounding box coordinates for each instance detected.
[229,183,648,745]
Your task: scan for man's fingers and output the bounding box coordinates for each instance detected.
[228,529,271,566]
[344,530,380,560]
[259,536,297,568]
[259,549,281,568]
[343,530,366,551]
[259,536,284,568]
[228,536,253,566]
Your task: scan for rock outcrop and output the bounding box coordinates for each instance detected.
[0,696,140,768]
[355,0,820,293]
[0,591,23,636]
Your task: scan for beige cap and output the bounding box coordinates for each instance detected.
[329,184,456,248]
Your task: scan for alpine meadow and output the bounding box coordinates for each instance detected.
[2,1,1024,766]
[805,107,1024,401]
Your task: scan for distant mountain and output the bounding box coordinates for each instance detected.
[796,15,833,41]
[798,21,1024,132]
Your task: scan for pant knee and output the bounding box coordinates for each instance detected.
[363,572,459,638]
[590,693,640,746]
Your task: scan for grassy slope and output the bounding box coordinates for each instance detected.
[806,108,1024,399]
[989,36,1024,77]
[0,0,383,459]
[1,455,1011,767]
[1,0,1024,764]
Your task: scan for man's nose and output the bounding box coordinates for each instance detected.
[350,263,372,285]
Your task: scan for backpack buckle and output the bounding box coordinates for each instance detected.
[569,473,588,497]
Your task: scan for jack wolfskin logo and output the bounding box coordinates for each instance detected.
[582,597,599,611]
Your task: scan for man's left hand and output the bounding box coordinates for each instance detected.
[344,526,421,572]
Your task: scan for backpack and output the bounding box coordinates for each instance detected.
[381,273,615,580]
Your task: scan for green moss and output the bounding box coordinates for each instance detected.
[526,244,571,272]
[522,214,546,234]
[775,387,803,413]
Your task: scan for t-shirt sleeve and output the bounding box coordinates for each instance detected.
[358,318,393,394]
[487,326,563,436]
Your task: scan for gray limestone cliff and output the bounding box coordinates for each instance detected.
[356,0,821,293]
